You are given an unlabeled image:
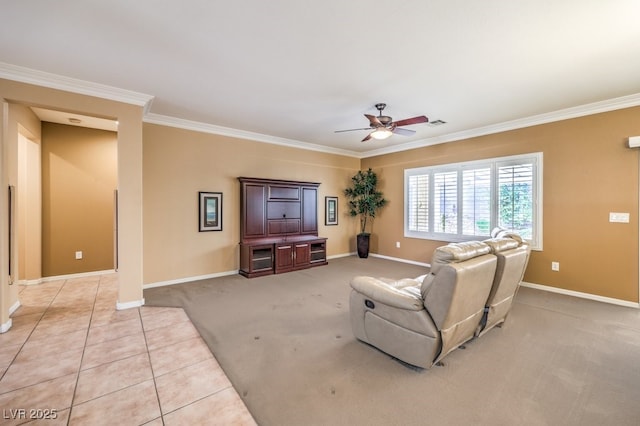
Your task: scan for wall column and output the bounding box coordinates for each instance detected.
[116,109,145,309]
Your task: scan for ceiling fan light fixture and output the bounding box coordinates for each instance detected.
[370,128,392,140]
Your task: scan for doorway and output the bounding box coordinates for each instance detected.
[16,110,118,282]
[38,118,118,277]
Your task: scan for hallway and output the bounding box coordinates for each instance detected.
[0,273,255,425]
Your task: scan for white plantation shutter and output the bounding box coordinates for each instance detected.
[404,153,542,248]
[498,161,535,240]
[407,174,429,232]
[433,171,457,234]
[462,167,491,236]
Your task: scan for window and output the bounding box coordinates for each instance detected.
[404,153,542,249]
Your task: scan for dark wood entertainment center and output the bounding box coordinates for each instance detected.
[238,177,328,278]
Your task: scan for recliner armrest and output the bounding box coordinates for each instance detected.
[350,276,424,311]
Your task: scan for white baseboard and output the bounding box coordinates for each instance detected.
[330,251,431,268]
[17,278,43,286]
[369,253,431,268]
[1,301,20,333]
[327,252,354,260]
[143,270,239,290]
[0,318,12,333]
[116,298,145,310]
[9,300,21,316]
[41,269,116,283]
[521,281,640,309]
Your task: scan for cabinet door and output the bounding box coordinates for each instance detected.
[251,246,274,272]
[239,243,274,278]
[301,187,317,234]
[275,244,293,273]
[243,184,266,237]
[294,243,310,268]
[309,240,326,264]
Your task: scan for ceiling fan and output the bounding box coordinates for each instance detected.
[335,103,428,142]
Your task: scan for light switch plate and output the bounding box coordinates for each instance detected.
[609,212,630,223]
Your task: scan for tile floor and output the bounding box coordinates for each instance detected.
[0,273,256,425]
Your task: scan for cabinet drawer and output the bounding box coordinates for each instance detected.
[268,185,300,200]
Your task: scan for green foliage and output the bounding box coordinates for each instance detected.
[498,182,533,239]
[476,218,490,234]
[344,168,388,235]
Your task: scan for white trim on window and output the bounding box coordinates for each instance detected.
[404,152,543,250]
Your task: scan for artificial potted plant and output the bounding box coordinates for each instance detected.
[344,168,388,258]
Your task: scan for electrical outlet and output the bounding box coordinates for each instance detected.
[396,241,401,248]
[551,261,559,271]
[609,212,629,223]
[75,251,83,260]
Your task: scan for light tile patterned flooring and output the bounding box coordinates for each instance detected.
[0,273,256,425]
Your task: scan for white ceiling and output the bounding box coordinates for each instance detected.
[31,107,118,132]
[2,1,640,157]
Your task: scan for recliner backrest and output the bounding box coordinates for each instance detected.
[478,235,531,336]
[421,241,497,362]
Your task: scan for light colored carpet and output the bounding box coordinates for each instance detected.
[144,256,640,426]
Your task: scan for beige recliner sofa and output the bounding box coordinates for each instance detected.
[349,241,498,369]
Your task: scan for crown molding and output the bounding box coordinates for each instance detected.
[146,90,640,159]
[3,61,638,159]
[361,92,640,158]
[0,62,154,112]
[144,113,361,158]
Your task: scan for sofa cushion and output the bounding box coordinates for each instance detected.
[350,276,424,311]
[429,241,491,275]
[490,227,524,244]
[483,237,520,253]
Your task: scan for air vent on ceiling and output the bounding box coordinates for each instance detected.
[428,120,446,126]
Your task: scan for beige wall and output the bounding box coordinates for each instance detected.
[41,123,117,276]
[18,127,42,282]
[363,107,640,302]
[142,123,360,284]
[11,105,41,285]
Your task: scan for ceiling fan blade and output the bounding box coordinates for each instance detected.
[334,127,373,133]
[393,115,428,127]
[392,127,415,136]
[361,133,373,142]
[365,114,382,127]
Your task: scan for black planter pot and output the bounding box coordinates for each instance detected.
[357,234,370,258]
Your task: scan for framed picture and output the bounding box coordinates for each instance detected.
[199,192,223,231]
[325,196,338,226]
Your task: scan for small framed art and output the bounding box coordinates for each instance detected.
[199,192,223,231]
[325,196,338,226]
